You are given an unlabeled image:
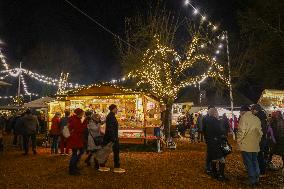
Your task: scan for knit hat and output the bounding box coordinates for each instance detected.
[74,108,84,115]
[109,104,117,111]
[240,105,250,112]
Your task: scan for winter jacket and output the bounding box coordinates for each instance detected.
[273,118,284,155]
[221,117,230,136]
[237,112,263,152]
[50,117,61,136]
[22,114,39,135]
[87,119,102,151]
[254,110,268,150]
[59,116,69,132]
[196,116,203,132]
[67,115,86,149]
[203,116,225,161]
[103,112,119,144]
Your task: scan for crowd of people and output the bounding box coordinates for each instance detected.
[0,103,284,184]
[0,104,126,175]
[200,104,284,186]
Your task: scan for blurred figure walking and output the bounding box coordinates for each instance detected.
[50,112,61,154]
[22,109,39,155]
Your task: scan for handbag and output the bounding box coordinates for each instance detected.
[89,130,104,146]
[62,126,70,138]
[220,138,232,156]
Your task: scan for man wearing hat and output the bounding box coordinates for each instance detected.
[103,104,125,173]
[238,105,263,186]
[251,104,269,176]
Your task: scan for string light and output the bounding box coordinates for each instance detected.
[184,0,218,31]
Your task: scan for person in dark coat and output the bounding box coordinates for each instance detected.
[68,108,86,175]
[103,104,125,173]
[21,109,39,155]
[202,105,215,174]
[196,113,204,142]
[273,111,284,165]
[204,108,228,181]
[251,104,269,176]
[221,114,230,137]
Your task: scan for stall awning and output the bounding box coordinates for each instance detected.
[23,97,54,108]
[258,89,284,107]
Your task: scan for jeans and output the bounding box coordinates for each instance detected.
[198,132,204,142]
[257,151,267,175]
[51,135,59,153]
[69,148,84,172]
[113,140,120,168]
[205,152,212,171]
[23,134,36,153]
[241,152,260,184]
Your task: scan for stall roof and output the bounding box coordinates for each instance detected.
[258,89,284,107]
[62,85,141,96]
[23,97,54,108]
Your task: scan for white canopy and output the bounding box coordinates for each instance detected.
[0,81,12,86]
[23,97,54,108]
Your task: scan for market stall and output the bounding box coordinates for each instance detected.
[258,89,284,113]
[48,85,162,145]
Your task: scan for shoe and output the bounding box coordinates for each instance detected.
[60,153,65,156]
[98,167,111,172]
[113,168,126,173]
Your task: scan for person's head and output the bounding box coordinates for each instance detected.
[92,113,101,122]
[222,113,227,118]
[74,108,84,118]
[64,110,70,117]
[240,105,250,116]
[208,105,215,110]
[55,112,61,118]
[208,108,218,118]
[251,104,262,115]
[109,104,118,114]
[85,111,93,118]
[25,109,32,115]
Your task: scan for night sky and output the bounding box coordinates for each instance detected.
[0,0,245,98]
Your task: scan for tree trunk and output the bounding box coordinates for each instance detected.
[163,98,174,140]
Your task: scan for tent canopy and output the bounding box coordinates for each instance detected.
[0,81,12,86]
[23,97,54,108]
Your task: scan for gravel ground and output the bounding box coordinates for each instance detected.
[0,138,283,189]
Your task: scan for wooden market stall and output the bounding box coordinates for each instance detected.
[48,85,162,145]
[258,89,284,113]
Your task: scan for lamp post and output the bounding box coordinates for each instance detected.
[225,31,235,139]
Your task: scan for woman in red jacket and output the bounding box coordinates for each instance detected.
[68,108,86,175]
[50,112,61,154]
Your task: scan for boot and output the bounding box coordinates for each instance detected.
[211,161,218,179]
[218,163,229,181]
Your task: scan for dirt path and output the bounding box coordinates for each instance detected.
[0,140,283,189]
